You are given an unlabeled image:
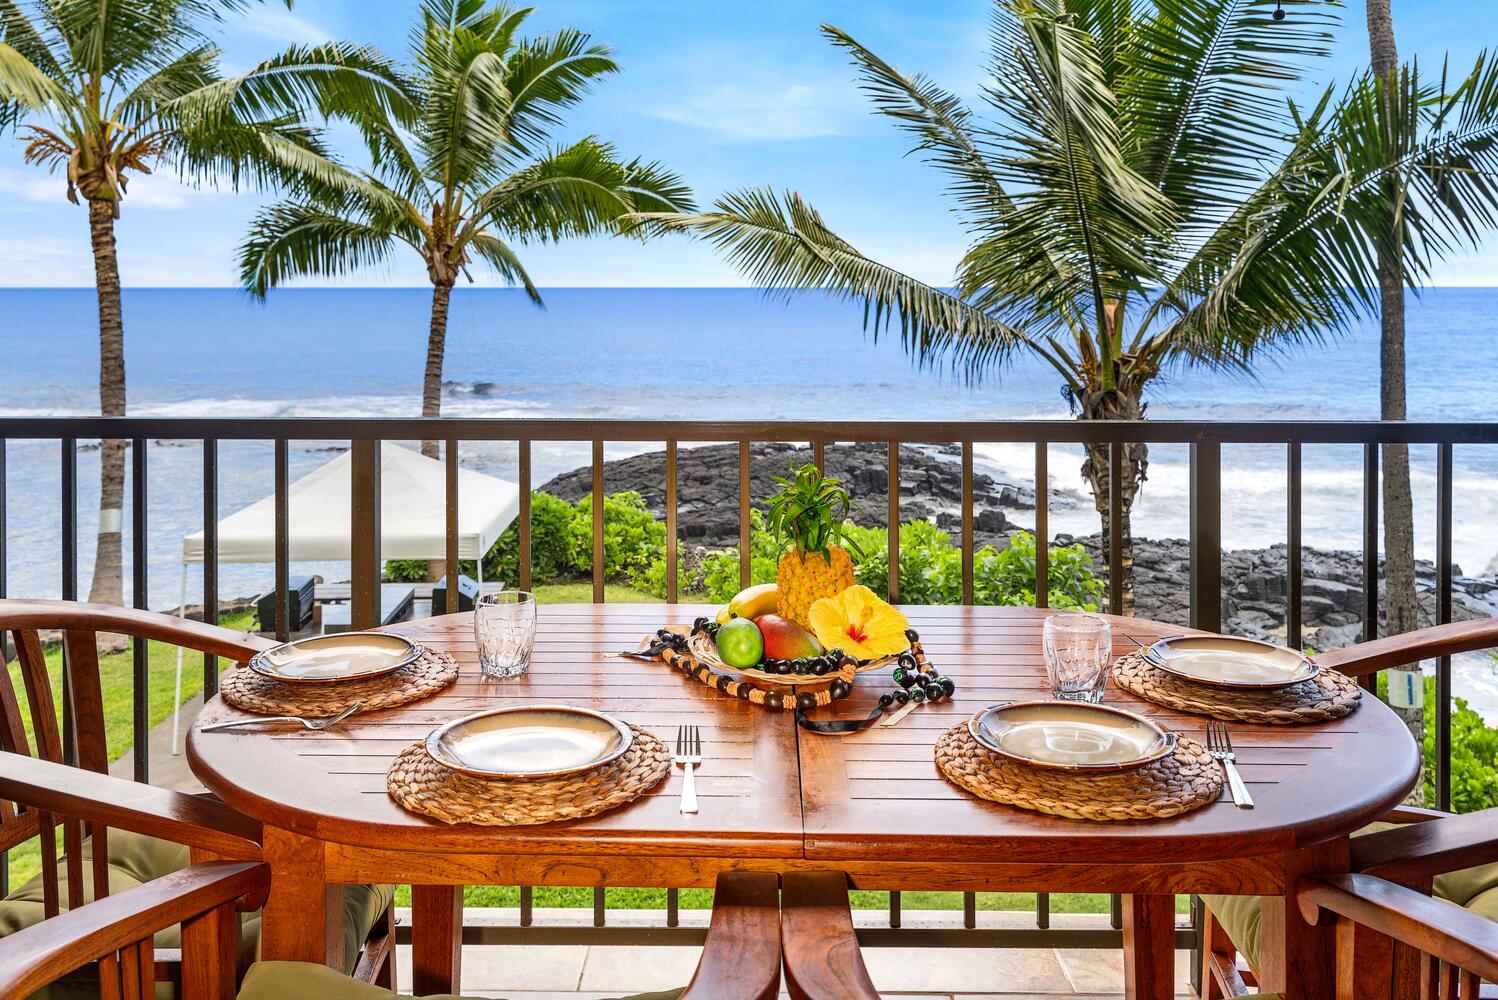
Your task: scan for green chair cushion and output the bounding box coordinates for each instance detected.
[1205,821,1498,969]
[239,962,683,1000]
[0,831,393,999]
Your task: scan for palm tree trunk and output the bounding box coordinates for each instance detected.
[421,280,453,461]
[1077,388,1147,616]
[1367,0,1424,791]
[86,198,126,608]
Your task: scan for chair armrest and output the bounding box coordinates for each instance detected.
[0,753,261,859]
[1351,808,1498,882]
[1379,804,1451,824]
[1297,873,1498,983]
[0,861,268,1000]
[1316,618,1498,677]
[781,872,880,1000]
[0,599,274,663]
[677,872,780,1000]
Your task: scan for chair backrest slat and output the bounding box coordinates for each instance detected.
[36,807,60,919]
[99,951,123,1000]
[62,810,85,911]
[63,630,109,774]
[13,627,62,762]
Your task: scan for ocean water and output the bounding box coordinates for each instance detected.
[2,285,1498,612]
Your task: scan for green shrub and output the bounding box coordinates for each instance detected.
[570,491,666,581]
[1376,673,1498,813]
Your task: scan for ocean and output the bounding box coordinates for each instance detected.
[3,285,1497,613]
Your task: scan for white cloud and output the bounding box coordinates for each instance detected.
[232,8,333,46]
[0,167,211,211]
[651,79,858,141]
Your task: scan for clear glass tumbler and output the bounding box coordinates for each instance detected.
[475,591,536,678]
[1042,613,1113,703]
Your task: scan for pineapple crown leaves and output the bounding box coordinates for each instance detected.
[764,462,865,561]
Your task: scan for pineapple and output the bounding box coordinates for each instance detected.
[766,463,862,628]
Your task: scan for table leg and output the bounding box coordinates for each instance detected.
[1122,894,1176,1000]
[261,827,345,971]
[411,884,464,995]
[1259,840,1348,1000]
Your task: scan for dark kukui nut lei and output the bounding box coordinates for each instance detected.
[641,623,954,721]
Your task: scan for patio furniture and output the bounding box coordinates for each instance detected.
[1199,616,1498,999]
[0,756,783,1000]
[187,605,1422,1000]
[319,585,416,633]
[0,600,398,992]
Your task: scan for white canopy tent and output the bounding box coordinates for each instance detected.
[172,444,520,749]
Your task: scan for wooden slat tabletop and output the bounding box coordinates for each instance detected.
[799,607,1419,867]
[188,604,1419,874]
[190,604,803,859]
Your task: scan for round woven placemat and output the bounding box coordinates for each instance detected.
[934,723,1223,821]
[386,725,671,826]
[220,648,458,716]
[1112,652,1361,725]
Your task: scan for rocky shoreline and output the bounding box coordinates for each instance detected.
[542,442,1498,649]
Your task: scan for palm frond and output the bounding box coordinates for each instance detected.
[237,199,396,295]
[0,39,68,117]
[499,27,617,154]
[466,231,540,299]
[645,187,1027,376]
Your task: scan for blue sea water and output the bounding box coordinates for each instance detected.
[2,286,1497,610]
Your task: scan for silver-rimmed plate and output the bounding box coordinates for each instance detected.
[248,632,421,684]
[1144,635,1318,689]
[425,706,633,780]
[968,701,1177,773]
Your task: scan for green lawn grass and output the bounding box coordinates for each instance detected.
[530,582,660,604]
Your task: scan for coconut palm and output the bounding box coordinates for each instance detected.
[0,0,401,605]
[238,0,693,459]
[646,0,1498,612]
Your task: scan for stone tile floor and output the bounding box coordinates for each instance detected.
[392,909,1197,998]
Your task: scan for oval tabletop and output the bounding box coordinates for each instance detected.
[187,605,1419,868]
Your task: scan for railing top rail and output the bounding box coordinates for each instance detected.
[2,416,1498,445]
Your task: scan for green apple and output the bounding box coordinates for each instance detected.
[715,618,764,669]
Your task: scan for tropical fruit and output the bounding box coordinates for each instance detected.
[715,617,764,668]
[755,614,824,661]
[715,582,778,624]
[766,463,861,628]
[809,585,910,661]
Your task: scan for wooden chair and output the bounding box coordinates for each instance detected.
[1201,616,1498,999]
[780,872,880,1000]
[0,599,396,992]
[0,758,783,1000]
[1297,872,1498,999]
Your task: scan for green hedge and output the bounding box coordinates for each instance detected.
[392,490,1103,613]
[1376,672,1498,813]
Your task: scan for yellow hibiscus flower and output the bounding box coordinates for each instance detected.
[809,585,911,661]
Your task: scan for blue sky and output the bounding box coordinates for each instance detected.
[1,0,1495,287]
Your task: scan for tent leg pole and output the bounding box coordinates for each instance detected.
[171,561,187,755]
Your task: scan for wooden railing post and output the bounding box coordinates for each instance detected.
[351,439,381,630]
[1189,439,1222,633]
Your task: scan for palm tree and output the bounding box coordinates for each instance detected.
[646,0,1498,612]
[238,0,694,459]
[0,0,399,605]
[1364,0,1423,757]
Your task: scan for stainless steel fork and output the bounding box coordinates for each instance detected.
[199,701,364,733]
[1206,720,1254,808]
[673,724,701,814]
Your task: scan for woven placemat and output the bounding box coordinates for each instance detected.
[1112,652,1361,725]
[386,725,670,826]
[934,723,1223,821]
[220,648,458,716]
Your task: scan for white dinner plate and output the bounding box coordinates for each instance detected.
[1144,635,1318,689]
[248,632,420,684]
[968,701,1177,773]
[425,706,633,779]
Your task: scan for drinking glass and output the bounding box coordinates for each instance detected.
[1042,613,1112,703]
[475,591,536,678]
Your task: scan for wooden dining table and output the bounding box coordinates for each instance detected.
[186,604,1420,1000]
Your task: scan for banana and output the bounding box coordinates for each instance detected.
[715,583,779,624]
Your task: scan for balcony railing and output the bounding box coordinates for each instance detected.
[2,415,1494,985]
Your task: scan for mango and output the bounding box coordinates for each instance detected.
[755,614,824,661]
